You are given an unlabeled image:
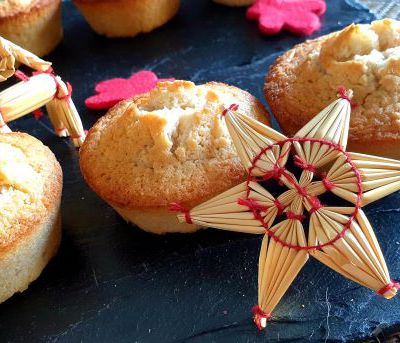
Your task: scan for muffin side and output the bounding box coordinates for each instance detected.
[73,0,180,38]
[0,0,62,57]
[0,132,62,302]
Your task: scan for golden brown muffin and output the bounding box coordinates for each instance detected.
[265,19,400,159]
[80,80,270,234]
[73,0,180,38]
[0,132,62,303]
[213,0,254,6]
[0,0,62,57]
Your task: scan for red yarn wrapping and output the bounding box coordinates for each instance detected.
[337,85,357,109]
[55,82,73,102]
[273,199,286,214]
[308,196,324,214]
[294,155,316,172]
[286,211,305,221]
[322,176,336,191]
[377,280,400,296]
[263,165,286,180]
[169,202,193,224]
[70,129,88,140]
[252,304,271,331]
[222,103,239,117]
[238,198,269,212]
[14,70,30,81]
[245,137,363,251]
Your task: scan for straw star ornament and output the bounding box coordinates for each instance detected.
[171,87,400,330]
[0,36,86,147]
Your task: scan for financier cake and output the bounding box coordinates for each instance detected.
[0,132,62,303]
[265,19,400,159]
[73,0,180,38]
[80,80,270,234]
[0,0,63,57]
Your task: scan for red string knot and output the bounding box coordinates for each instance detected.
[55,82,73,102]
[221,103,239,117]
[252,305,271,331]
[273,199,285,215]
[308,196,324,214]
[294,155,316,172]
[297,186,308,198]
[286,211,305,221]
[168,202,193,224]
[15,70,30,81]
[238,198,269,212]
[337,85,357,109]
[263,164,285,181]
[322,175,335,192]
[377,280,400,297]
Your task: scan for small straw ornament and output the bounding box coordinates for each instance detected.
[172,87,400,331]
[0,36,86,147]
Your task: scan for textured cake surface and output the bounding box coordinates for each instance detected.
[80,80,270,208]
[266,19,400,154]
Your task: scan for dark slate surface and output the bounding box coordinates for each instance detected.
[1,0,399,342]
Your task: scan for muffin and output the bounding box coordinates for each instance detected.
[213,0,254,6]
[0,0,63,57]
[0,132,62,303]
[265,19,400,159]
[73,0,180,38]
[80,80,270,234]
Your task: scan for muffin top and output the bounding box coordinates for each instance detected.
[0,133,62,250]
[80,80,270,208]
[0,0,55,18]
[266,19,400,145]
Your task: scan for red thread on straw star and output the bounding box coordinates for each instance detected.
[252,305,271,331]
[377,281,400,296]
[169,203,193,224]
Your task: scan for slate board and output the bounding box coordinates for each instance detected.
[1,0,399,342]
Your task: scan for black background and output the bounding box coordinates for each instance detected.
[1,0,399,342]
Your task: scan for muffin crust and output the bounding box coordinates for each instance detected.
[80,81,270,210]
[266,19,400,158]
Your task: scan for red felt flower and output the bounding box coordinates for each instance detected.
[85,70,174,110]
[246,0,326,36]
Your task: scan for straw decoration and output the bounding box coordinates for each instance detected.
[171,87,400,331]
[0,36,51,81]
[0,111,11,133]
[0,36,85,147]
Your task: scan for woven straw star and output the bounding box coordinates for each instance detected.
[172,87,400,330]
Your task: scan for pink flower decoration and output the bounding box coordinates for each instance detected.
[85,70,174,110]
[246,0,326,36]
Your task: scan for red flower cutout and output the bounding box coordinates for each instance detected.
[246,0,326,36]
[85,70,174,110]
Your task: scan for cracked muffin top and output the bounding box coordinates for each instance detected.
[80,80,270,208]
[265,19,400,158]
[0,133,62,250]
